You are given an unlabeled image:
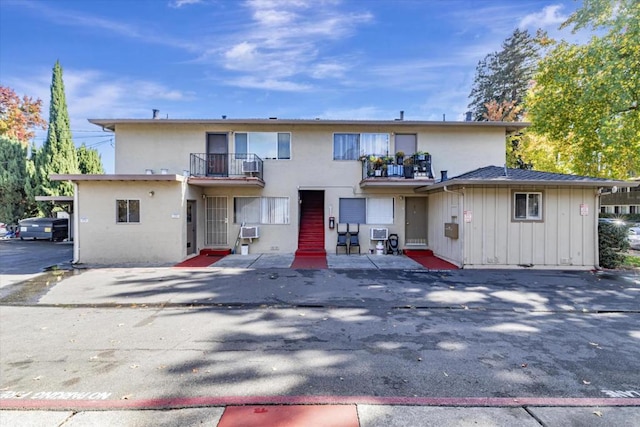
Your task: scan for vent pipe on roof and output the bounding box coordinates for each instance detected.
[222,115,227,119]
[443,114,446,122]
[152,109,159,119]
[441,170,448,182]
[400,110,404,120]
[465,111,472,121]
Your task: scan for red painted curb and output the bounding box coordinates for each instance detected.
[2,396,639,411]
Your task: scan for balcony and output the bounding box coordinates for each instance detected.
[360,154,435,188]
[188,153,264,187]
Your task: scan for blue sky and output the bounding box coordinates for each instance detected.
[1,0,590,173]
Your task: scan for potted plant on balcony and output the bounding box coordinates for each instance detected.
[374,156,383,176]
[403,156,414,179]
[395,151,405,165]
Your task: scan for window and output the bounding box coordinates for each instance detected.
[333,133,389,160]
[235,132,290,160]
[116,199,140,223]
[234,197,290,224]
[339,197,394,224]
[513,192,542,220]
[366,198,394,224]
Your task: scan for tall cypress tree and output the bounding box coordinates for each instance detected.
[33,61,79,216]
[77,144,105,174]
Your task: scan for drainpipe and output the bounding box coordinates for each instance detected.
[73,182,80,264]
[443,185,464,268]
[594,188,602,269]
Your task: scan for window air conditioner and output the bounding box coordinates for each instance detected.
[370,228,389,240]
[240,226,259,239]
[242,161,259,173]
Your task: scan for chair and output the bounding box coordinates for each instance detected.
[336,224,349,254]
[347,224,361,254]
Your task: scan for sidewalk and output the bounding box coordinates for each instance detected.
[2,401,639,426]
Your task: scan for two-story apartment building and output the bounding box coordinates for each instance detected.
[52,117,634,269]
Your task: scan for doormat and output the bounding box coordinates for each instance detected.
[404,250,459,270]
[174,254,224,268]
[291,255,328,269]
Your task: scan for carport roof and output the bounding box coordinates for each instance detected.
[416,166,637,192]
[50,174,186,182]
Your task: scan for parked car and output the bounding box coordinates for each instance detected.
[599,218,627,227]
[19,217,69,241]
[628,227,640,250]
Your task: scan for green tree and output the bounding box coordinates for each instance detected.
[526,0,640,179]
[33,61,79,216]
[0,136,37,224]
[77,144,104,174]
[468,28,540,121]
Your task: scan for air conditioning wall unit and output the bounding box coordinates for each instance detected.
[240,226,259,239]
[370,228,389,240]
[242,161,259,173]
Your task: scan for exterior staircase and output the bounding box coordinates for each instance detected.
[295,191,326,257]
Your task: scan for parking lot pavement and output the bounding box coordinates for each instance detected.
[0,239,72,289]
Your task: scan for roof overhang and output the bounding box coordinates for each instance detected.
[89,118,530,133]
[50,174,186,183]
[415,178,637,193]
[35,196,74,203]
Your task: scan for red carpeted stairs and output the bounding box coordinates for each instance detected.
[292,192,327,268]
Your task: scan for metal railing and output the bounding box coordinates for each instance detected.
[361,154,433,180]
[190,153,263,179]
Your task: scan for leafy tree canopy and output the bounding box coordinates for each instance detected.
[77,144,105,174]
[526,0,639,179]
[0,86,46,145]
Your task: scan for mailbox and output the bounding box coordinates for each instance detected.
[444,222,459,239]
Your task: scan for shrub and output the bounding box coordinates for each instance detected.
[598,222,630,269]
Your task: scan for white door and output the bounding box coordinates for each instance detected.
[205,196,228,246]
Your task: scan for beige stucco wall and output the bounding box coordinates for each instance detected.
[75,180,188,264]
[110,122,507,257]
[433,186,599,269]
[113,122,507,178]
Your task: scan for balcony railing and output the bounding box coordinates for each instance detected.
[190,153,263,179]
[361,154,433,180]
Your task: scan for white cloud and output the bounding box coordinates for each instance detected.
[224,76,312,92]
[168,0,204,8]
[519,5,568,29]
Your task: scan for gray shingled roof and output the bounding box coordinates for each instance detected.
[451,166,612,182]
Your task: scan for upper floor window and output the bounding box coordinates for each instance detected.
[333,133,389,160]
[235,132,290,160]
[513,192,542,221]
[117,199,140,223]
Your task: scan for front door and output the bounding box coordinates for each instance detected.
[405,197,427,246]
[186,200,196,255]
[205,196,228,246]
[206,133,228,176]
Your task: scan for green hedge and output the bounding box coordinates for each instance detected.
[598,222,630,269]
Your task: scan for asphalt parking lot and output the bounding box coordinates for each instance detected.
[0,239,73,288]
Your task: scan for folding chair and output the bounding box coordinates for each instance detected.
[336,224,349,254]
[347,223,361,254]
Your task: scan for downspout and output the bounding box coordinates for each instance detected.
[73,182,80,264]
[443,185,464,268]
[594,188,602,270]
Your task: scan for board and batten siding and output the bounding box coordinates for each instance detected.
[429,186,599,269]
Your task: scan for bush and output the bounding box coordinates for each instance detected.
[599,222,630,269]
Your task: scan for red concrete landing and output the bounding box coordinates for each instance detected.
[404,249,459,270]
[218,404,358,427]
[173,249,230,268]
[291,254,328,269]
